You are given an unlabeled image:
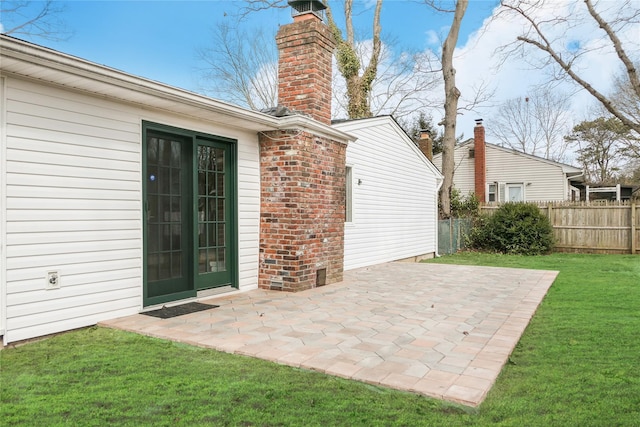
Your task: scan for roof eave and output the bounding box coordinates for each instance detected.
[0,35,283,133]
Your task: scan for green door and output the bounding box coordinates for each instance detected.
[195,140,233,289]
[145,132,192,305]
[143,123,237,307]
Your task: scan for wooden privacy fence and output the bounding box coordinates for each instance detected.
[480,201,639,255]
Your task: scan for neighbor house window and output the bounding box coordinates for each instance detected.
[487,183,497,202]
[345,166,353,223]
[506,183,524,202]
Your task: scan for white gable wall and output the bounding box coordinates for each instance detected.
[1,76,261,344]
[433,143,571,201]
[485,146,569,201]
[432,143,475,196]
[335,118,441,271]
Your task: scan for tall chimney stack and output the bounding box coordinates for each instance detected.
[276,0,334,125]
[418,129,433,161]
[474,119,486,202]
[258,1,346,292]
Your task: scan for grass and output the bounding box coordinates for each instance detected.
[1,253,639,426]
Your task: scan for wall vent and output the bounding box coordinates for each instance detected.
[316,268,327,287]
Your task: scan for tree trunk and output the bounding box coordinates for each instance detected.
[439,0,468,218]
[326,0,382,119]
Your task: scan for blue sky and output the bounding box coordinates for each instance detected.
[4,0,629,162]
[2,1,498,94]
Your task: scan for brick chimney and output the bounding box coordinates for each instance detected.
[474,119,486,202]
[258,1,346,292]
[418,129,433,161]
[276,0,334,125]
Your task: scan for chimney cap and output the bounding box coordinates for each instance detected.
[288,0,326,20]
[419,129,431,140]
[475,118,483,126]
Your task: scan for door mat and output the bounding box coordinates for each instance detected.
[142,302,219,319]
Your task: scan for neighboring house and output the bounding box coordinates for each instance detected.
[432,120,584,203]
[578,183,640,202]
[333,116,443,271]
[0,6,440,344]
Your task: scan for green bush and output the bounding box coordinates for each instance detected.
[450,188,479,218]
[469,203,554,255]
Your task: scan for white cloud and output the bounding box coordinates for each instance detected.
[425,29,440,46]
[430,0,640,162]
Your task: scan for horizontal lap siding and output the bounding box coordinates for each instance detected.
[339,119,438,270]
[485,146,567,201]
[3,78,261,343]
[236,136,260,289]
[432,145,475,196]
[434,144,571,201]
[4,79,142,343]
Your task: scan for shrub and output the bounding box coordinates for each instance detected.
[450,188,479,218]
[469,203,554,255]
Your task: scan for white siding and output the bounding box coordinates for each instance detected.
[335,118,441,271]
[1,77,261,343]
[432,142,475,196]
[1,77,7,339]
[485,146,568,201]
[433,142,571,202]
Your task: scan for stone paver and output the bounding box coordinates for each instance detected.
[99,262,556,407]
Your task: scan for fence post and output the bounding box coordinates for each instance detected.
[547,202,553,222]
[632,202,637,254]
[449,218,453,254]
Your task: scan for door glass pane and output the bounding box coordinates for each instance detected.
[217,249,226,272]
[197,145,227,278]
[159,139,170,166]
[216,173,224,197]
[218,223,226,247]
[148,224,159,252]
[207,171,216,196]
[171,196,181,219]
[148,138,158,162]
[207,221,216,247]
[217,198,225,222]
[148,254,158,281]
[171,139,181,164]
[158,167,170,194]
[198,249,207,273]
[207,198,216,221]
[198,171,206,196]
[161,224,171,253]
[216,150,224,171]
[146,133,186,290]
[158,253,171,279]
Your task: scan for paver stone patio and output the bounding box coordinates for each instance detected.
[100,262,557,406]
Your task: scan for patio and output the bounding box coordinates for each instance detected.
[100,262,557,407]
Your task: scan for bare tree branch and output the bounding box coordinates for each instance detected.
[584,0,639,100]
[196,23,278,110]
[1,1,72,41]
[238,0,288,20]
[500,0,640,134]
[490,86,572,161]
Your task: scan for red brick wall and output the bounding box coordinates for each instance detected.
[474,123,486,202]
[258,130,346,291]
[276,18,334,125]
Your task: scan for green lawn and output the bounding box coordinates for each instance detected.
[1,253,639,426]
